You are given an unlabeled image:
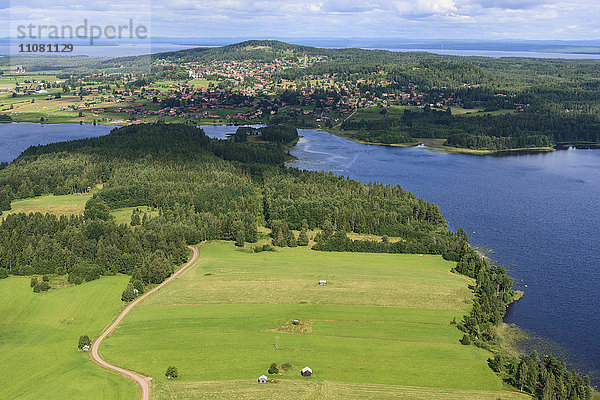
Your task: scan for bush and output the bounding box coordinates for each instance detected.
[0,269,8,279]
[78,335,91,349]
[262,244,275,252]
[68,273,83,285]
[33,282,50,293]
[121,284,136,302]
[280,362,292,371]
[42,275,49,282]
[165,365,178,378]
[30,277,38,287]
[268,363,279,374]
[460,334,471,345]
[488,354,503,372]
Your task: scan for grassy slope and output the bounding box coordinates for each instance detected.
[110,206,160,225]
[2,193,157,226]
[2,192,92,220]
[101,242,523,399]
[0,276,137,399]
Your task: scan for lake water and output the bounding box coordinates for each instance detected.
[1,123,599,383]
[286,129,600,383]
[0,123,116,162]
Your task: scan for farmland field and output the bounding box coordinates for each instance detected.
[101,242,525,399]
[0,276,137,399]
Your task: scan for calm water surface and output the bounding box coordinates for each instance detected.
[0,123,116,162]
[287,129,600,382]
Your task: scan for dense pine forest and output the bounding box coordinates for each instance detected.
[0,123,594,398]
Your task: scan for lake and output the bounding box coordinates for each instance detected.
[286,129,600,382]
[1,122,599,383]
[0,123,116,163]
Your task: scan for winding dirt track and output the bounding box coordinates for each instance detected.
[91,245,199,400]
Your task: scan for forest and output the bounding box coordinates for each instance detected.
[342,106,600,150]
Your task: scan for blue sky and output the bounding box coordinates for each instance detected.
[1,0,598,41]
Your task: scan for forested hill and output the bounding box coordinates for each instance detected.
[0,123,452,283]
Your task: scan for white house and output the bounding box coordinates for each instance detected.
[258,375,268,383]
[81,344,90,352]
[301,366,312,377]
[319,280,326,286]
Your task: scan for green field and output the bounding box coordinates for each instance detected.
[2,192,93,219]
[0,276,137,399]
[101,242,523,399]
[110,206,160,225]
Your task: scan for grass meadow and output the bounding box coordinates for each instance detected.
[101,242,524,399]
[0,276,137,399]
[2,192,93,220]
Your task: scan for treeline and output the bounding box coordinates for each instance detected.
[263,169,446,235]
[233,125,298,145]
[342,107,600,150]
[488,352,593,400]
[260,125,298,144]
[0,212,186,285]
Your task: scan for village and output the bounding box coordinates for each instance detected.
[0,54,526,126]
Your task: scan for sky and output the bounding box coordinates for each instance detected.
[1,0,599,41]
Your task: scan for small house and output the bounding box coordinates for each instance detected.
[81,344,90,352]
[258,375,268,383]
[301,366,312,377]
[319,280,326,286]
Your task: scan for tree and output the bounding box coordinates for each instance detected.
[130,212,141,226]
[287,231,297,247]
[298,229,309,246]
[165,366,178,378]
[33,282,50,293]
[459,334,471,345]
[0,269,8,279]
[78,335,91,349]
[84,197,111,221]
[30,277,38,287]
[268,363,279,374]
[235,230,245,247]
[121,284,136,302]
[131,279,144,295]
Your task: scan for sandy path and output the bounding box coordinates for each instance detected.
[91,245,199,400]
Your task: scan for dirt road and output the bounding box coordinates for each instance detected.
[91,245,199,400]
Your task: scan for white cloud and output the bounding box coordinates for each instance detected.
[0,0,598,40]
[393,0,457,15]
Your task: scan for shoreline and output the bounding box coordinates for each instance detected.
[4,120,599,155]
[324,129,561,155]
